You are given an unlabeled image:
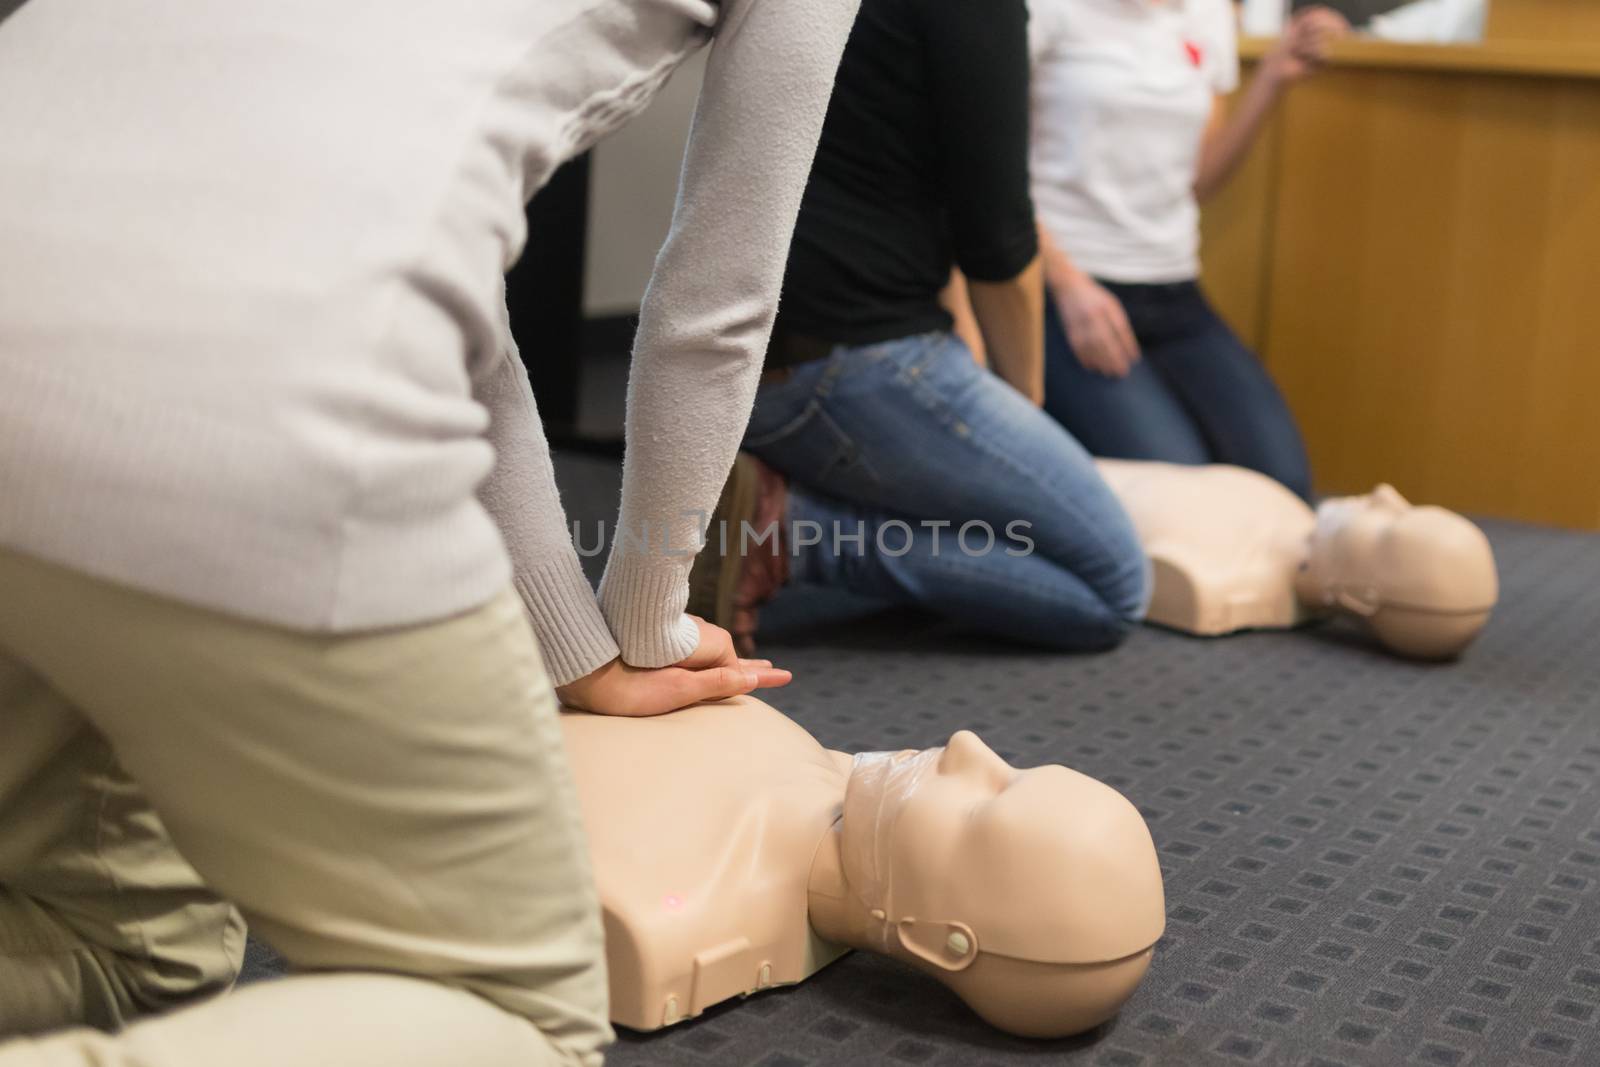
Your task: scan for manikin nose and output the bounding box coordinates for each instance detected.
[938,730,1015,790]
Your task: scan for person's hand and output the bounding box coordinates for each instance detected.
[1054,270,1140,379]
[673,616,766,672]
[1264,7,1350,85]
[555,617,792,717]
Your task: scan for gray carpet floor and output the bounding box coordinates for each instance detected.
[243,453,1600,1066]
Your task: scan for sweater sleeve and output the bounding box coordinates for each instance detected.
[596,0,861,666]
[474,289,621,686]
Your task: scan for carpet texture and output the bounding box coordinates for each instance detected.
[242,454,1600,1066]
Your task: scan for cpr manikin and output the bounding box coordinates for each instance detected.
[559,698,1164,1037]
[1094,460,1498,659]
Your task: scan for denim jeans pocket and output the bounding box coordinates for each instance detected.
[742,353,835,441]
[744,394,882,496]
[745,392,822,448]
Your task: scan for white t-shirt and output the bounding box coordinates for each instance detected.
[1030,0,1240,283]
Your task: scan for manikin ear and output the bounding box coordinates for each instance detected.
[896,919,979,972]
[1334,582,1382,617]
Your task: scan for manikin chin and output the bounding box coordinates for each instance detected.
[560,698,1166,1039]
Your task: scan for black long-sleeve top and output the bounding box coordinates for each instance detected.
[770,0,1038,351]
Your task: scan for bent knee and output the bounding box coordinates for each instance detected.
[1034,567,1149,652]
[4,893,247,1032]
[1071,603,1141,652]
[1091,539,1153,633]
[1116,551,1154,624]
[1271,462,1315,505]
[1232,438,1314,503]
[1030,543,1150,652]
[104,900,246,1018]
[1081,555,1151,650]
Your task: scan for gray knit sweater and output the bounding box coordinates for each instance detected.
[0,0,857,684]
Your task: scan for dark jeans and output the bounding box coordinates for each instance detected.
[745,331,1149,651]
[1043,280,1314,501]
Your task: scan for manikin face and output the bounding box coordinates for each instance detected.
[841,732,1164,965]
[1302,485,1497,657]
[1312,484,1410,551]
[1302,484,1413,607]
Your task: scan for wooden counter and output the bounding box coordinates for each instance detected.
[1201,35,1600,528]
[1239,35,1600,79]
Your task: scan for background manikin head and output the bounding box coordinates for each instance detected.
[1299,484,1498,659]
[838,732,1165,1037]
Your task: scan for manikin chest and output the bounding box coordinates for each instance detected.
[559,699,852,1029]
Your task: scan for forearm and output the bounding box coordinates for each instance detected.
[596,0,859,667]
[1194,70,1285,203]
[1198,6,1350,202]
[939,268,987,366]
[1036,220,1088,292]
[967,256,1044,405]
[474,330,620,687]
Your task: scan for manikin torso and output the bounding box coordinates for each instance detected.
[561,698,1166,1037]
[560,701,850,1030]
[1095,458,1315,633]
[1094,459,1498,658]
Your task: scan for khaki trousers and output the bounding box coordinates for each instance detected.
[0,549,611,1066]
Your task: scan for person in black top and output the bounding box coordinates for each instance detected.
[689,0,1150,653]
[772,0,1038,350]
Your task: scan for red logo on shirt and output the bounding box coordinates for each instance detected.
[1183,40,1204,68]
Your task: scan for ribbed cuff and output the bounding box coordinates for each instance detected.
[514,553,619,688]
[597,552,702,668]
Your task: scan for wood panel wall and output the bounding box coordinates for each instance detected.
[1200,40,1600,528]
[1489,0,1600,44]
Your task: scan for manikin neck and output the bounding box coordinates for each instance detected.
[1292,520,1351,613]
[1292,556,1326,608]
[1292,534,1377,617]
[805,820,882,951]
[1294,494,1398,615]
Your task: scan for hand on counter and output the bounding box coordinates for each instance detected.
[1264,7,1351,84]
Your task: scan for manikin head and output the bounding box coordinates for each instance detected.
[830,732,1165,1037]
[1297,484,1498,659]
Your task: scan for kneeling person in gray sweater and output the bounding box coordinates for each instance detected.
[0,0,856,1063]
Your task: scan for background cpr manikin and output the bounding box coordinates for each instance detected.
[559,698,1165,1038]
[1095,460,1498,659]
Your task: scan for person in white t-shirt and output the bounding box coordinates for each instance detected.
[1029,0,1345,501]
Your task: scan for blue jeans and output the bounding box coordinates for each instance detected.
[1043,280,1314,501]
[745,332,1149,650]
